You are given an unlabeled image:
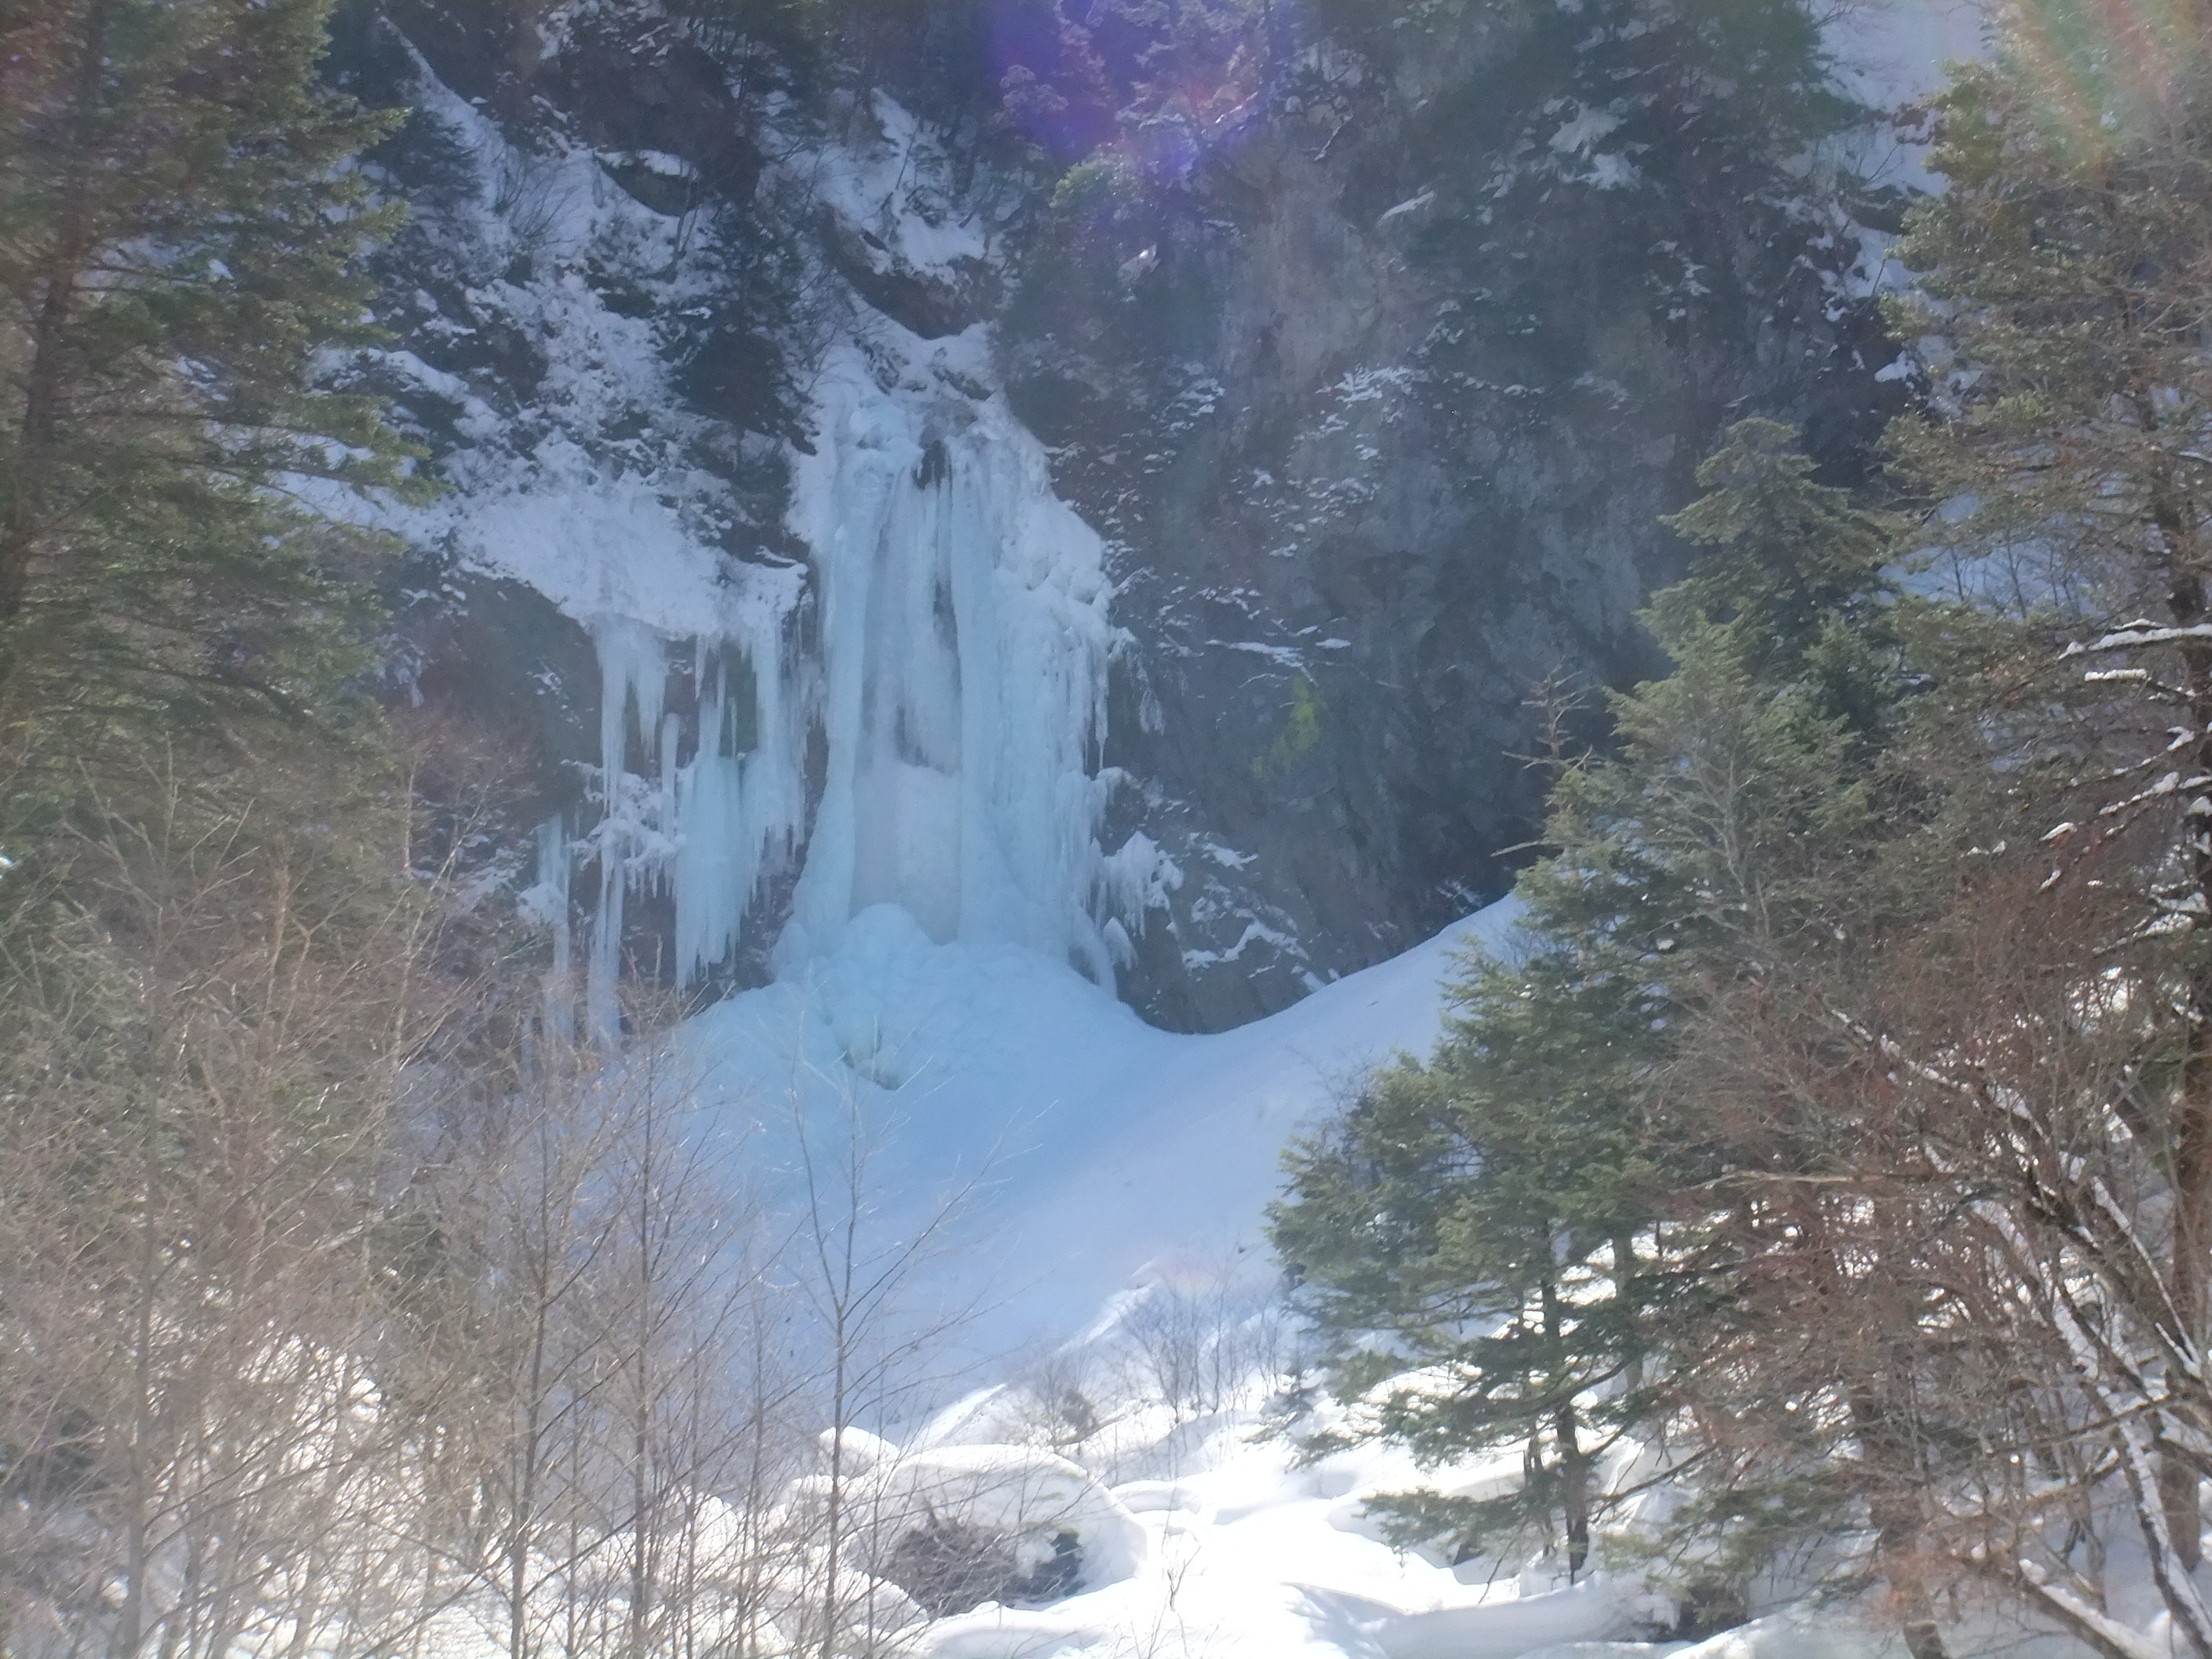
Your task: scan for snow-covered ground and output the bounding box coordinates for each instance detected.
[683,895,1525,1364]
[666,893,2099,1659]
[842,1322,1954,1659]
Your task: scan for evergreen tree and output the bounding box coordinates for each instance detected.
[1277,23,2212,1636]
[1273,938,1668,1579]
[0,0,419,810]
[0,13,460,1641]
[1273,419,1927,1620]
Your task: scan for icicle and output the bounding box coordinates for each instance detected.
[671,628,804,984]
[588,620,670,1042]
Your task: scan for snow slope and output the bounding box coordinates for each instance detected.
[663,892,1826,1659]
[683,896,1528,1361]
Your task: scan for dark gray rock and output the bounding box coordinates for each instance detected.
[994,2,1906,1028]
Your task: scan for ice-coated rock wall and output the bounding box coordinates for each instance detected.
[346,0,1928,1032]
[364,60,1143,1029]
[581,606,804,1035]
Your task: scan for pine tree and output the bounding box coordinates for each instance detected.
[0,0,419,809]
[1273,939,1669,1579]
[1273,419,1923,1616]
[1280,13,2212,1654]
[0,13,464,1643]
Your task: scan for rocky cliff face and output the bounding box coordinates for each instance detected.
[331,0,1914,1032]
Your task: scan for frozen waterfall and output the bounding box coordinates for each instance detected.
[379,74,1142,1027]
[778,339,1122,977]
[574,331,1129,1027]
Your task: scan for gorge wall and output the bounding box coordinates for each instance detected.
[330,0,1919,1031]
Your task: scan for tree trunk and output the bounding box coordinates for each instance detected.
[2167,552,2212,1573]
[819,1317,848,1659]
[1540,1273,1591,1579]
[112,1183,162,1659]
[1851,1387,1947,1659]
[1869,1486,1949,1659]
[1555,1401,1591,1580]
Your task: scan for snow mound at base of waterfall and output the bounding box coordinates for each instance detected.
[873,1335,2046,1659]
[681,897,1528,1361]
[874,1326,2106,1659]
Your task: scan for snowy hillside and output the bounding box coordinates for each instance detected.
[28,0,2212,1651]
[646,892,2144,1659]
[681,897,1527,1361]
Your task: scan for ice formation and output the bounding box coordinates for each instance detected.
[774,333,1122,981]
[571,323,1125,1030]
[368,70,1138,1030]
[581,606,805,1031]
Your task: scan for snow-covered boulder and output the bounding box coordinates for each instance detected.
[1110,1478,1204,1515]
[873,1442,1148,1591]
[823,1425,901,1474]
[789,1430,1148,1620]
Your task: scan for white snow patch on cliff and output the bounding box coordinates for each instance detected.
[803,91,997,274]
[1824,0,1989,198]
[1829,0,1986,110]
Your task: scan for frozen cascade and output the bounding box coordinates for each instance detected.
[362,68,1140,1024]
[777,335,1122,980]
[580,602,801,1031]
[580,328,1130,1025]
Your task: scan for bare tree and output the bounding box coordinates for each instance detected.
[1119,1261,1292,1424]
[0,774,1024,1659]
[0,775,463,1659]
[785,1074,988,1659]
